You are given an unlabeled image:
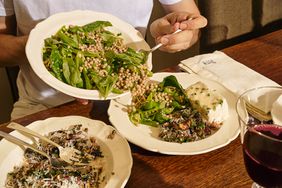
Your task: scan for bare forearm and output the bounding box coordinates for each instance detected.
[0,34,28,67]
[162,0,200,14]
[150,0,206,52]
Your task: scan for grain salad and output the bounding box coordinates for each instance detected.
[128,75,228,143]
[43,21,151,98]
[5,124,106,188]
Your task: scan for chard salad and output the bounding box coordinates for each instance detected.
[43,21,151,98]
[128,75,228,143]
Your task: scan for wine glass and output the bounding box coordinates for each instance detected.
[236,86,282,188]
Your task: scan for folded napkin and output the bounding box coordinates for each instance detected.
[179,51,281,116]
[271,95,282,125]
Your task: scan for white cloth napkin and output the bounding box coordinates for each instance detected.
[179,51,281,114]
[271,95,282,125]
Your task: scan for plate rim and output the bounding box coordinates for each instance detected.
[0,115,133,188]
[108,72,240,155]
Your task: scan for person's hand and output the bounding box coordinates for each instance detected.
[76,98,89,105]
[150,12,207,53]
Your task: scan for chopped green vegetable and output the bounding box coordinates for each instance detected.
[128,75,216,143]
[43,20,151,98]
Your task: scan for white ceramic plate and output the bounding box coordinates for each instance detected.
[25,10,152,100]
[0,116,132,188]
[108,72,240,155]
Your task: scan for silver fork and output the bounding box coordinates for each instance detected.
[7,122,90,166]
[0,130,70,168]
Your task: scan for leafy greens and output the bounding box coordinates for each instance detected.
[43,21,150,98]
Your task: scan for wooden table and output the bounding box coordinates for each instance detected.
[1,29,281,188]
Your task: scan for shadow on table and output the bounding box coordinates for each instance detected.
[90,100,111,125]
[130,144,166,157]
[126,156,184,188]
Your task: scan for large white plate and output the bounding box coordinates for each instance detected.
[25,10,152,100]
[108,72,240,155]
[0,116,132,188]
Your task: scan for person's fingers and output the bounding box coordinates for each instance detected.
[76,98,89,105]
[166,12,192,24]
[150,12,207,51]
[179,15,207,30]
[153,18,176,36]
[159,41,191,53]
[158,30,194,52]
[157,30,192,46]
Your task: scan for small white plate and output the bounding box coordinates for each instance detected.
[25,10,152,100]
[0,116,132,188]
[108,72,240,155]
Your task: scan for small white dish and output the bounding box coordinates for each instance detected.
[25,10,152,100]
[108,72,240,155]
[0,116,132,188]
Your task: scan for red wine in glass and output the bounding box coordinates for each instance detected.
[243,124,282,187]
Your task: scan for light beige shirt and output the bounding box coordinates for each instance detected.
[0,0,181,118]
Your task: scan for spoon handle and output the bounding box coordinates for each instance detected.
[150,29,182,52]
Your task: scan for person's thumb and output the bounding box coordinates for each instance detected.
[179,16,207,30]
[150,18,176,38]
